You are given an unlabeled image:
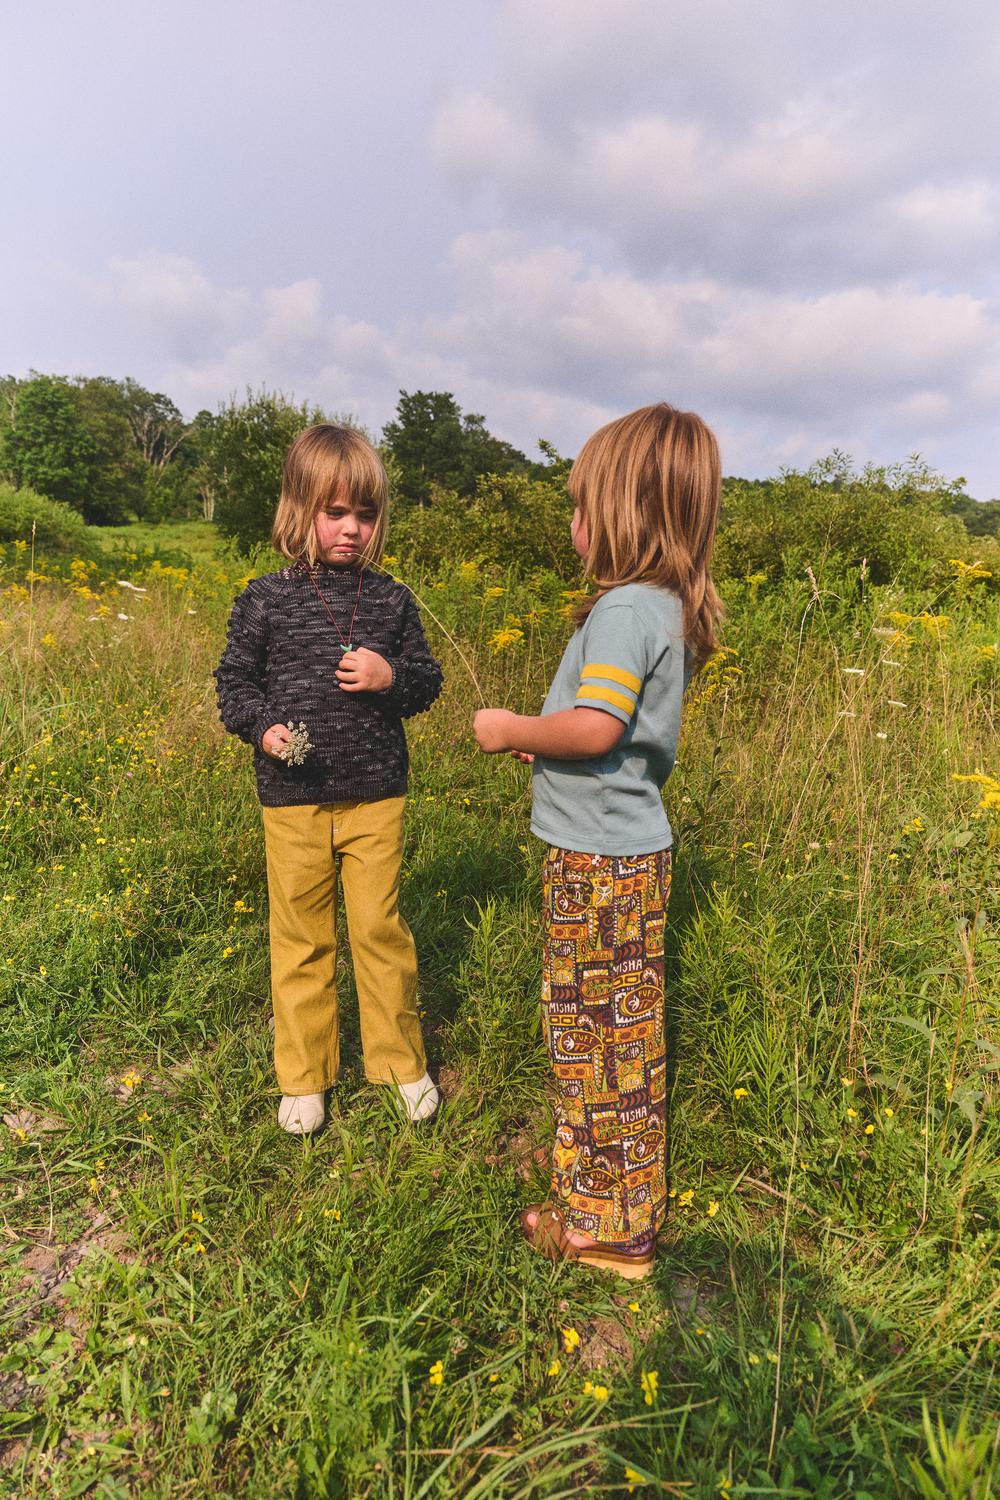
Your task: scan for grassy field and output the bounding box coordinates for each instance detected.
[0,522,997,1498]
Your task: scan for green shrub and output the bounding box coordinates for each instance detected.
[715,457,970,589]
[0,480,94,555]
[389,471,580,577]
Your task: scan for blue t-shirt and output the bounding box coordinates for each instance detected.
[530,583,687,856]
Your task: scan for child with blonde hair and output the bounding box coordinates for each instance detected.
[474,403,723,1278]
[215,423,442,1133]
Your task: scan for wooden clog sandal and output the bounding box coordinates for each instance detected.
[520,1202,655,1281]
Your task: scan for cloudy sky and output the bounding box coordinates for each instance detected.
[4,0,999,492]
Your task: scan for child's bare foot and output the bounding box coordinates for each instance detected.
[395,1072,439,1122]
[278,1093,325,1134]
[520,1204,596,1252]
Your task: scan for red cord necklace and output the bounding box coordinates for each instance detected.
[306,566,364,652]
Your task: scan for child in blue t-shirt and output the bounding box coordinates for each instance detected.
[474,402,724,1279]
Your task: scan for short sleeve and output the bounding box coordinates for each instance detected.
[573,603,653,725]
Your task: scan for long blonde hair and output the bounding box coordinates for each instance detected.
[569,402,724,671]
[272,423,389,567]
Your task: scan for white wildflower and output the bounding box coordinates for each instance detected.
[279,722,313,766]
[117,580,148,593]
[842,667,865,676]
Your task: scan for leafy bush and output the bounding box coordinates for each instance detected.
[0,481,94,555]
[714,456,971,588]
[389,471,580,577]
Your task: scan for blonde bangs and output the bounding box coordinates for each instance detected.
[569,403,724,672]
[272,424,389,566]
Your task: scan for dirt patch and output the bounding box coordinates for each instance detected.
[18,1207,131,1309]
[670,1273,719,1325]
[2,1206,134,1472]
[578,1314,633,1371]
[436,1064,464,1100]
[483,1115,551,1181]
[3,1109,65,1138]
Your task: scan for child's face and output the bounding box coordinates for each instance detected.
[314,493,378,565]
[571,506,589,561]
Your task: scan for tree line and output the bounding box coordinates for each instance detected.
[0,376,560,538]
[2,373,998,578]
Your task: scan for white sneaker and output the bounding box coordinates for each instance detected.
[278,1093,326,1134]
[395,1073,439,1123]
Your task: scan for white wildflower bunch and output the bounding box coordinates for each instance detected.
[279,721,313,766]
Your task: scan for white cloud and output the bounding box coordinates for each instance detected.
[433,2,1000,287]
[39,234,989,489]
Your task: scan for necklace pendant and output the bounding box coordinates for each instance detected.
[340,642,352,653]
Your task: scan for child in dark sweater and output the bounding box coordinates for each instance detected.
[214,424,442,1133]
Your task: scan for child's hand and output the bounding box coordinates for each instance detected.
[262,723,292,758]
[473,708,519,753]
[510,750,534,764]
[336,648,393,692]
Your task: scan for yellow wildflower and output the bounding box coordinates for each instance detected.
[677,1189,694,1207]
[865,1124,875,1135]
[582,1380,609,1401]
[707,1200,719,1217]
[428,1359,444,1386]
[976,644,997,660]
[323,1207,342,1220]
[884,1107,894,1118]
[915,612,950,638]
[41,632,57,648]
[489,625,524,653]
[484,586,505,598]
[625,1467,645,1494]
[949,558,992,580]
[733,1087,749,1099]
[748,1353,761,1365]
[547,1358,561,1376]
[846,1107,858,1119]
[561,1327,580,1353]
[627,1301,640,1313]
[640,1369,659,1405]
[191,1209,203,1223]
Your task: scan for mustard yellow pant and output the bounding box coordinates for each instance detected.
[261,797,427,1095]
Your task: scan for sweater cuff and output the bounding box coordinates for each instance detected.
[251,710,275,750]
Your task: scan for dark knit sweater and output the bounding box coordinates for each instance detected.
[214,563,443,806]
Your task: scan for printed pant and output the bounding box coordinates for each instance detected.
[262,798,427,1095]
[541,845,671,1250]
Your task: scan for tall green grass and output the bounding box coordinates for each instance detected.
[0,536,997,1497]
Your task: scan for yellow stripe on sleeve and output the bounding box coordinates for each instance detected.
[576,684,636,715]
[581,662,642,695]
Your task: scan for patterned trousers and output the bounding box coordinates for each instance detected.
[541,845,671,1250]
